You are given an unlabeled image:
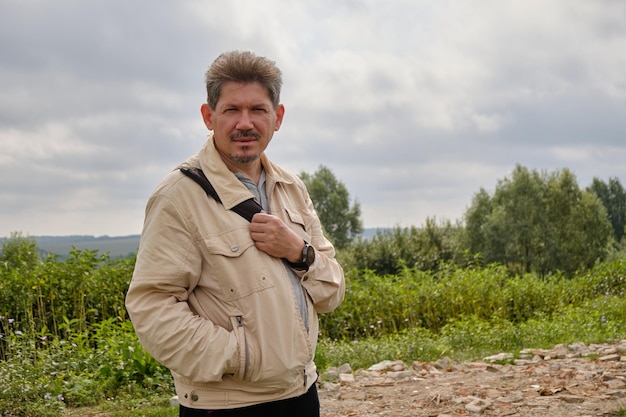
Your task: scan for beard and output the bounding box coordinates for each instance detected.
[230,152,260,164]
[228,130,262,164]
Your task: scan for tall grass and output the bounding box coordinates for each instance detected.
[0,244,169,416]
[320,260,626,340]
[0,247,132,352]
[316,294,626,370]
[1,236,626,416]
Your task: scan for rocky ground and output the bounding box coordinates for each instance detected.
[318,341,626,417]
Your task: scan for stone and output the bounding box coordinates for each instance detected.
[323,367,340,382]
[484,389,502,399]
[607,389,626,398]
[320,381,340,391]
[558,395,585,403]
[616,340,626,354]
[598,346,618,356]
[318,341,626,416]
[603,379,626,389]
[549,344,570,359]
[433,356,455,370]
[497,391,524,403]
[389,361,406,371]
[368,360,395,371]
[386,370,414,380]
[485,365,501,373]
[532,349,551,358]
[338,363,353,374]
[358,370,382,378]
[465,397,492,413]
[568,341,588,352]
[599,354,621,362]
[339,373,355,384]
[484,352,513,363]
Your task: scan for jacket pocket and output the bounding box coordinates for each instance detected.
[231,314,307,391]
[284,207,306,231]
[203,226,275,302]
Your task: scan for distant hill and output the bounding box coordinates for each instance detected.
[360,228,389,239]
[34,235,141,259]
[4,228,389,259]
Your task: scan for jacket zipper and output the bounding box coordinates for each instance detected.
[236,315,249,379]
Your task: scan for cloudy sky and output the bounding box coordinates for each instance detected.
[1,0,625,237]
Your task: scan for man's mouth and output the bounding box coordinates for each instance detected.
[230,131,261,141]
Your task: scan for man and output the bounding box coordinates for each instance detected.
[125,50,345,417]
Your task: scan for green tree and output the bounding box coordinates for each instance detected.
[343,219,465,275]
[0,232,40,273]
[300,165,363,249]
[588,177,626,243]
[464,165,611,276]
[464,189,492,256]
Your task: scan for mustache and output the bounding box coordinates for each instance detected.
[229,130,261,140]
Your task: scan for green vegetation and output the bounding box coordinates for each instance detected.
[2,234,626,416]
[2,166,626,416]
[300,165,363,249]
[340,219,466,276]
[588,176,626,244]
[316,257,626,371]
[464,165,613,276]
[0,235,169,417]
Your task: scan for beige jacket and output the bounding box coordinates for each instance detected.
[125,137,345,409]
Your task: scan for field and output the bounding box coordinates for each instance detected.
[1,235,626,416]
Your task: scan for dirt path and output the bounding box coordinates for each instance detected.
[319,341,626,416]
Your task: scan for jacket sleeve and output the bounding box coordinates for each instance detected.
[125,192,241,382]
[299,192,346,314]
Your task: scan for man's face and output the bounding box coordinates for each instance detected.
[201,81,284,170]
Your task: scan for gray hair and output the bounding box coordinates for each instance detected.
[204,50,283,109]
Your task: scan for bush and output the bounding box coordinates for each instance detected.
[340,221,466,275]
[0,244,134,348]
[321,258,626,349]
[2,235,626,415]
[316,327,444,371]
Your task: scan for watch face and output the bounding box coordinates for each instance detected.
[304,244,315,265]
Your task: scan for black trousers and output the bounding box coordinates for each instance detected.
[179,384,320,417]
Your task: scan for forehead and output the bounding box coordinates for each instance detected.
[217,82,272,106]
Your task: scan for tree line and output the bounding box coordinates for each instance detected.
[1,164,624,417]
[2,163,624,279]
[302,164,625,277]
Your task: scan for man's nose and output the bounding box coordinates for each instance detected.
[236,110,254,129]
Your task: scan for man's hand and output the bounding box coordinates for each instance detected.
[249,212,304,262]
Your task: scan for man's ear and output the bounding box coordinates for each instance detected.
[201,103,214,130]
[274,104,285,131]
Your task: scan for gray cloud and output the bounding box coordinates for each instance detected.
[1,0,625,237]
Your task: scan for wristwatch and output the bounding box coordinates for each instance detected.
[287,240,315,270]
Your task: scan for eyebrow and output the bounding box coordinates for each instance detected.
[220,101,271,110]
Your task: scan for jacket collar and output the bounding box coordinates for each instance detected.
[196,134,293,210]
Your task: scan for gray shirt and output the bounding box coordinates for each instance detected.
[236,171,309,331]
